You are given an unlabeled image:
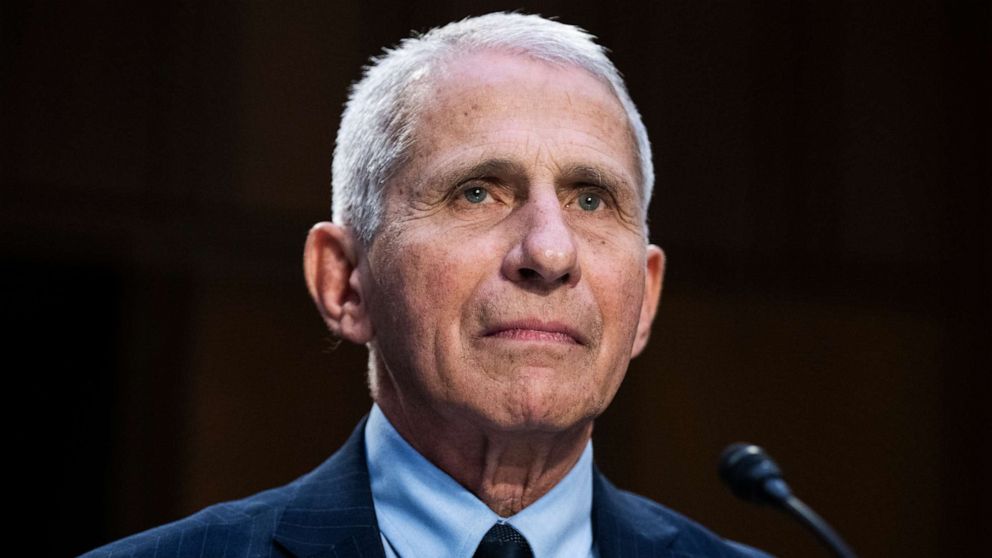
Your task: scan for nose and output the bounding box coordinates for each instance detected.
[501,196,581,287]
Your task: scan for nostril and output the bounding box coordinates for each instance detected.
[516,268,572,284]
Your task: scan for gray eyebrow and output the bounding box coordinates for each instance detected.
[441,159,527,185]
[434,160,633,188]
[560,163,630,185]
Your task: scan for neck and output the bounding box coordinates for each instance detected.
[375,391,593,517]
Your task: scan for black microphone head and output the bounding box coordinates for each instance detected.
[719,443,792,505]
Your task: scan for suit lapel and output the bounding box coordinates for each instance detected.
[592,466,681,558]
[273,416,386,558]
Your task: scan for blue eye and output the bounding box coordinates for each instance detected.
[577,193,602,211]
[464,186,488,204]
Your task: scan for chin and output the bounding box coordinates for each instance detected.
[481,388,600,434]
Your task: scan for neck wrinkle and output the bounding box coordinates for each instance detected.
[374,377,594,516]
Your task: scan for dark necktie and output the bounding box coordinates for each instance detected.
[472,522,534,558]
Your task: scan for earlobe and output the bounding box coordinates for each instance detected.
[303,222,374,344]
[631,245,665,358]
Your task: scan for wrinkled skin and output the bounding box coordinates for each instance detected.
[305,50,664,515]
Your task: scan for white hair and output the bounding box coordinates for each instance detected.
[331,12,654,244]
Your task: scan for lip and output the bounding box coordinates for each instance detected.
[482,319,586,345]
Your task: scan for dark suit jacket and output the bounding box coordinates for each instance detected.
[82,418,770,557]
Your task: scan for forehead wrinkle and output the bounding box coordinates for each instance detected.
[418,50,648,196]
[511,125,640,193]
[403,58,642,207]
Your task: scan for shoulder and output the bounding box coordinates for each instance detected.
[594,471,772,558]
[80,418,375,558]
[79,483,300,558]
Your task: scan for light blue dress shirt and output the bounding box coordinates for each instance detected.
[365,404,597,558]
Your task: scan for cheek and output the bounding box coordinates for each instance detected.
[372,230,489,334]
[586,242,646,344]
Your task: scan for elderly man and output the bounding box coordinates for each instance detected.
[84,13,767,558]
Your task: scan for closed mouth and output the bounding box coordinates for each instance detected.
[483,320,585,345]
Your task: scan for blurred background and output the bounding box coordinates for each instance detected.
[3,1,988,556]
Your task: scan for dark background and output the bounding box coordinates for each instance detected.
[3,1,988,556]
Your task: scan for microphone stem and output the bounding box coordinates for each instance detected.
[780,496,857,558]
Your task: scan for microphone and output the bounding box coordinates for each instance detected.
[719,443,857,558]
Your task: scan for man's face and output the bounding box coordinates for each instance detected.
[359,51,663,434]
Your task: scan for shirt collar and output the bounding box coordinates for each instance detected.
[365,404,595,558]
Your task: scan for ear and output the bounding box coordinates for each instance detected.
[631,244,665,358]
[303,222,374,344]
